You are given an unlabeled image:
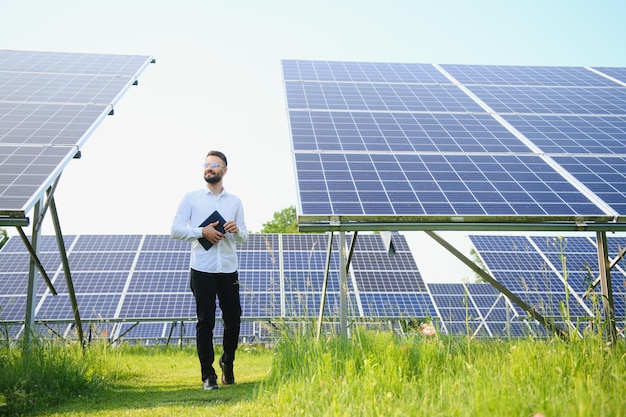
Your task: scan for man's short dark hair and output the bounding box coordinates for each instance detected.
[207,150,227,166]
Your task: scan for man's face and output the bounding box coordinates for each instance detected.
[203,156,226,184]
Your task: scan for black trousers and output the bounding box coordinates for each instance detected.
[190,269,241,381]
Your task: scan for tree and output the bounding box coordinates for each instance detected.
[462,247,488,283]
[0,227,7,250]
[261,206,298,233]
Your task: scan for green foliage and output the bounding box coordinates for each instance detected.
[261,329,626,417]
[0,338,108,415]
[1,333,625,416]
[260,205,298,233]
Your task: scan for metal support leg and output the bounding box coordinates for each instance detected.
[596,231,617,345]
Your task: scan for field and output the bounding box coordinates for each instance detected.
[1,328,625,416]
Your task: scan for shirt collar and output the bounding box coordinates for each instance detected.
[204,186,227,197]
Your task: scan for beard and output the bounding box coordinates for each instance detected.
[204,171,223,184]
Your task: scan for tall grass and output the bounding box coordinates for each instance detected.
[1,329,625,416]
[0,337,109,415]
[260,327,626,416]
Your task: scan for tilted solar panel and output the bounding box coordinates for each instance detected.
[285,60,626,227]
[0,50,154,219]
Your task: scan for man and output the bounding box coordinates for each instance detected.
[171,150,248,390]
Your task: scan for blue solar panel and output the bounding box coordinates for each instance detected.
[360,293,436,317]
[283,60,451,83]
[127,271,189,293]
[134,252,189,271]
[469,86,626,115]
[295,152,606,217]
[0,145,82,213]
[467,234,620,322]
[53,272,130,294]
[241,292,281,317]
[440,64,619,87]
[72,235,142,251]
[0,72,135,105]
[285,82,485,112]
[504,115,626,155]
[38,294,119,320]
[0,50,154,218]
[551,156,626,218]
[289,111,532,153]
[284,292,358,317]
[285,60,626,225]
[0,295,27,321]
[0,50,153,76]
[0,273,28,295]
[119,293,195,319]
[141,235,190,251]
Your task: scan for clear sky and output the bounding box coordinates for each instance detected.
[1,1,625,282]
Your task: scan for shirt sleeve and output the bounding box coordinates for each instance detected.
[170,193,203,241]
[233,198,249,244]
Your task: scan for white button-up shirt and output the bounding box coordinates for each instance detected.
[170,187,248,273]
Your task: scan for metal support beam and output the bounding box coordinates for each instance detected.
[583,245,626,299]
[424,231,569,340]
[0,217,29,227]
[17,226,57,295]
[316,232,334,341]
[23,201,42,344]
[595,231,618,345]
[339,231,347,337]
[49,192,84,347]
[316,231,358,340]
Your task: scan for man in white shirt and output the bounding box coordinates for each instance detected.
[171,150,248,390]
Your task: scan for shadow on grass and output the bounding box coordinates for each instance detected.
[31,380,260,415]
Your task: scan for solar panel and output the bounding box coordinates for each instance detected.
[294,152,607,217]
[284,60,626,228]
[0,50,154,219]
[440,64,618,87]
[0,50,154,76]
[469,234,626,323]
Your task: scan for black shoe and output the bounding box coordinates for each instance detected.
[219,355,235,385]
[203,375,218,390]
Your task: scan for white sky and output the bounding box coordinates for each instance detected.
[2,1,625,283]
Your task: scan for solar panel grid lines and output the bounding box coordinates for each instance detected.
[551,155,626,220]
[503,114,626,156]
[0,102,111,146]
[0,145,83,214]
[0,50,154,77]
[439,64,621,87]
[467,85,626,116]
[0,72,137,106]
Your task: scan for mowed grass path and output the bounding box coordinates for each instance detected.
[41,345,273,416]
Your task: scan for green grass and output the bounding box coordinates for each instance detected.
[1,330,625,416]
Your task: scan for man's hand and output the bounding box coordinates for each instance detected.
[223,220,239,234]
[201,221,225,245]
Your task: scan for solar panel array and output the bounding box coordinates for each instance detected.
[468,234,626,335]
[1,232,624,341]
[0,50,154,219]
[283,60,626,227]
[0,233,434,342]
